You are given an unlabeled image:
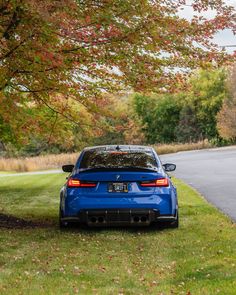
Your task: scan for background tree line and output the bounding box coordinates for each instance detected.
[1,65,236,157]
[133,68,229,144]
[99,65,236,147]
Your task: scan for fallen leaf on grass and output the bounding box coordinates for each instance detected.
[73,266,84,275]
[99,266,106,273]
[149,280,159,286]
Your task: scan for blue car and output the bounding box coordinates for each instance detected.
[59,145,178,228]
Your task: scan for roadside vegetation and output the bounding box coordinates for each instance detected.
[0,174,235,294]
[133,69,231,145]
[1,66,235,172]
[1,66,236,164]
[0,141,214,172]
[0,152,78,172]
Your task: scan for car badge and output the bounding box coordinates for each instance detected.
[116,175,120,180]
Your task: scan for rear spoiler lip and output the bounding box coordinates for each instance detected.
[76,167,160,173]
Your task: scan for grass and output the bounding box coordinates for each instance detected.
[0,153,79,172]
[0,174,235,295]
[153,140,212,155]
[0,171,15,174]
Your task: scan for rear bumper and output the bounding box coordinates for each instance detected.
[64,193,177,216]
[61,208,177,226]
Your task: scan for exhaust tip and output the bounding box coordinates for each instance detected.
[98,216,104,223]
[90,217,97,223]
[133,216,140,223]
[141,216,147,222]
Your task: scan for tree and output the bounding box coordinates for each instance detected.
[217,65,236,141]
[133,93,181,143]
[186,69,227,140]
[0,0,235,145]
[93,94,144,146]
[133,69,228,144]
[175,69,228,142]
[175,104,202,142]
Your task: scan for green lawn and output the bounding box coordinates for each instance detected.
[0,171,15,174]
[0,174,235,295]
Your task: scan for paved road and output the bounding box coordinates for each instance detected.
[160,146,236,222]
[0,169,62,177]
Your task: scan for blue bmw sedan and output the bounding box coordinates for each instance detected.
[59,145,178,228]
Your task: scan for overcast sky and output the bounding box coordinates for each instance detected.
[179,0,236,53]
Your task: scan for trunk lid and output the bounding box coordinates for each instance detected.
[74,170,163,182]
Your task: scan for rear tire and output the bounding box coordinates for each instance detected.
[59,207,70,229]
[169,211,179,228]
[158,210,179,229]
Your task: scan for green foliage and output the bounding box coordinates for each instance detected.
[175,69,227,142]
[175,104,201,142]
[152,96,181,143]
[134,94,181,143]
[133,69,228,144]
[217,65,236,141]
[189,69,227,139]
[0,116,17,146]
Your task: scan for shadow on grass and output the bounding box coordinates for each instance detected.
[0,213,53,229]
[62,222,170,234]
[0,212,173,233]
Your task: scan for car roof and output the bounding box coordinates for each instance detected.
[83,145,154,152]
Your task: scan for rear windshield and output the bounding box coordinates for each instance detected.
[79,150,158,170]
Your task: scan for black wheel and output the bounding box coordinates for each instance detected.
[158,210,179,229]
[59,207,70,229]
[169,211,179,228]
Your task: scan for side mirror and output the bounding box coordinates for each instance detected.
[62,164,74,173]
[163,163,176,172]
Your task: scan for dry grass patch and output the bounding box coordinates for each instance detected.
[153,140,212,155]
[0,153,79,172]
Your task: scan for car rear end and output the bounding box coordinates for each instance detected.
[60,146,178,227]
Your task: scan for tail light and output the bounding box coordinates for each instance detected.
[67,179,97,188]
[140,178,169,187]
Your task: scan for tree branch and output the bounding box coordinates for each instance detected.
[0,34,33,61]
[2,6,21,40]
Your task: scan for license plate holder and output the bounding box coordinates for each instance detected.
[108,182,128,193]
